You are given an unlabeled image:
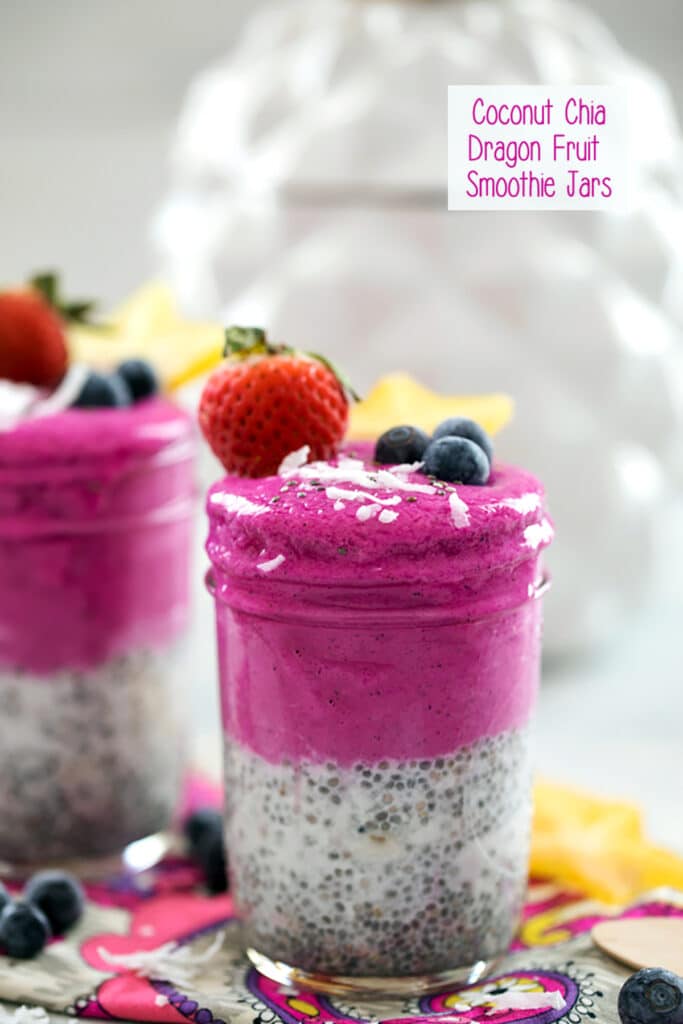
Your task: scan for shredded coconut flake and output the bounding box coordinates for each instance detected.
[333,499,345,511]
[379,509,399,524]
[326,486,401,506]
[404,1017,468,1024]
[31,364,90,419]
[97,930,225,986]
[257,554,286,573]
[389,462,424,474]
[210,493,270,517]
[487,992,565,1011]
[356,504,382,522]
[0,381,42,431]
[278,446,310,474]
[449,990,564,1013]
[374,468,434,493]
[0,1009,51,1024]
[449,490,470,528]
[280,456,435,495]
[524,519,554,549]
[502,493,542,515]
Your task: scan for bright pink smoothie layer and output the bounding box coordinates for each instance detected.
[0,399,195,673]
[207,445,552,766]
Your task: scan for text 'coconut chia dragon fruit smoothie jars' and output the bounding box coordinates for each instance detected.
[0,398,195,874]
[206,441,553,995]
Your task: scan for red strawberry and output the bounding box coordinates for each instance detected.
[0,288,68,388]
[0,271,98,389]
[199,326,356,477]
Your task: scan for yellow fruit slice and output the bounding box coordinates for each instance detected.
[531,780,683,904]
[68,282,224,392]
[117,280,179,332]
[348,373,514,440]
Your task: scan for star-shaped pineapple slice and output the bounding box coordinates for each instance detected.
[68,282,223,391]
[348,372,514,440]
[530,780,683,906]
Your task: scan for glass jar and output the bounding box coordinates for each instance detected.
[0,399,195,873]
[207,457,552,995]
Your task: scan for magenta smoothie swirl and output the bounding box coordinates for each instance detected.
[0,398,194,674]
[207,443,552,978]
[208,446,550,766]
[0,397,195,864]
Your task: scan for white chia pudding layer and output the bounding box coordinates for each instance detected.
[224,727,532,977]
[0,649,183,865]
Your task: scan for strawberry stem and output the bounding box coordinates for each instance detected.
[223,326,271,356]
[223,325,360,403]
[29,270,102,327]
[31,272,58,309]
[304,351,362,403]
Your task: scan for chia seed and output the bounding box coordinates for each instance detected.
[223,727,531,977]
[0,648,182,865]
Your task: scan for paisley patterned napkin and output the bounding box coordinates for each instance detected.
[0,854,682,1024]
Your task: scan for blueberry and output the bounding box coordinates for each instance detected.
[197,828,229,895]
[0,900,51,958]
[432,417,493,464]
[421,435,490,485]
[73,371,131,408]
[24,870,85,935]
[619,969,683,1024]
[0,881,10,913]
[117,359,159,402]
[184,809,228,893]
[183,808,223,852]
[375,425,430,465]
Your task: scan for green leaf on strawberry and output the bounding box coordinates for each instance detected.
[223,325,360,403]
[29,271,103,328]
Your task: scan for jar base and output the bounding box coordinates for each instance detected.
[247,946,496,997]
[0,829,174,882]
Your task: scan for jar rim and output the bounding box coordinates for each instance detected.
[206,567,550,626]
[0,398,193,473]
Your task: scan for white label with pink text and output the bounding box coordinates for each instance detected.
[448,85,629,211]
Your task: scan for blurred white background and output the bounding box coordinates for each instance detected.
[1,1,682,847]
[1,0,682,300]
